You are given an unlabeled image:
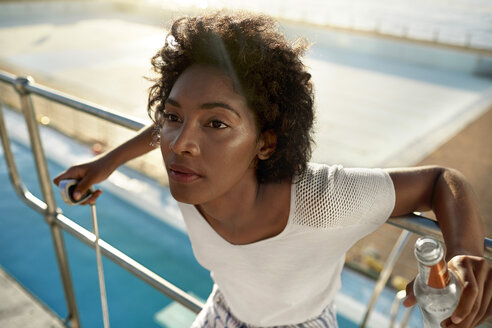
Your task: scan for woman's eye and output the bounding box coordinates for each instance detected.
[163,112,180,123]
[208,120,228,129]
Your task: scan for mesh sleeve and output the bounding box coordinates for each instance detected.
[293,164,395,228]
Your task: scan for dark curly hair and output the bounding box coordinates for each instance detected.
[148,11,314,183]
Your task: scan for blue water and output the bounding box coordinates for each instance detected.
[0,135,421,327]
[0,139,213,327]
[340,268,422,327]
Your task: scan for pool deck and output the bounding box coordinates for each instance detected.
[0,2,491,169]
[0,266,65,328]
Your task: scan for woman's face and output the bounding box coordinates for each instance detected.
[160,65,264,204]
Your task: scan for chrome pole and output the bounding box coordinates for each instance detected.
[21,77,146,131]
[389,214,492,261]
[0,103,28,203]
[54,210,205,313]
[389,290,406,328]
[90,204,110,328]
[0,104,52,214]
[1,101,204,313]
[360,230,411,328]
[15,76,81,328]
[400,305,413,328]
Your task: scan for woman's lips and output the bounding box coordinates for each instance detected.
[168,165,202,183]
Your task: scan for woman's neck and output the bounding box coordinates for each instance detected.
[196,176,291,245]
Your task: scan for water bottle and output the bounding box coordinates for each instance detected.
[413,236,462,327]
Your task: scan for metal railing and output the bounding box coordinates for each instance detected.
[0,71,204,327]
[0,69,491,327]
[361,214,492,328]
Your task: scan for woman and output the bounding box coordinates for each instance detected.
[54,12,491,328]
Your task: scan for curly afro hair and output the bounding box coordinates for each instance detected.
[148,11,315,183]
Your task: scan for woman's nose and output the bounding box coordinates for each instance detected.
[169,124,200,156]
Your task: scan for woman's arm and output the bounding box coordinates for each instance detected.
[388,165,484,257]
[53,125,156,203]
[386,165,491,327]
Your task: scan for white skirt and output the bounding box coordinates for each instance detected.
[191,285,339,328]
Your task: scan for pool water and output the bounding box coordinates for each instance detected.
[0,112,422,327]
[0,139,213,327]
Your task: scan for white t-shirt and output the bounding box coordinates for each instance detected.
[178,163,396,326]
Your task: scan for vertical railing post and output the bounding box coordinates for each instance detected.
[14,76,81,328]
[360,230,412,328]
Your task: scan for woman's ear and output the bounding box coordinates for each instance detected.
[257,130,277,160]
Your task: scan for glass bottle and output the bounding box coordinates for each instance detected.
[413,236,462,328]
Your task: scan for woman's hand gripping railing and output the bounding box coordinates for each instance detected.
[0,73,205,318]
[59,180,110,328]
[389,214,492,261]
[361,214,491,328]
[2,76,82,328]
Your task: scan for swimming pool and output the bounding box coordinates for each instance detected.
[0,107,422,327]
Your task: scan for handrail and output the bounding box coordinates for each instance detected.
[389,215,492,261]
[389,290,412,328]
[0,104,47,214]
[0,70,147,132]
[0,71,205,327]
[363,215,492,328]
[4,76,81,327]
[0,104,204,313]
[1,69,491,327]
[360,230,411,328]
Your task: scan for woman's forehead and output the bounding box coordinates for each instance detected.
[170,65,248,106]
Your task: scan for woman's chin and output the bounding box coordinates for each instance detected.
[169,186,203,205]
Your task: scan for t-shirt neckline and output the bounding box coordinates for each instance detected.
[184,181,296,248]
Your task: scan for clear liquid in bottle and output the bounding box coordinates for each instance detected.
[413,236,461,327]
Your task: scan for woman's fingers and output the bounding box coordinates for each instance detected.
[72,174,97,201]
[53,165,86,186]
[53,163,101,201]
[53,167,102,204]
[80,190,103,205]
[473,279,492,327]
[403,280,416,307]
[53,168,76,186]
[470,261,492,327]
[444,256,491,327]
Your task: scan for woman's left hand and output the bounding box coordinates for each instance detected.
[404,255,492,327]
[443,255,492,327]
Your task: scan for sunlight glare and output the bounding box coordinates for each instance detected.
[171,0,210,9]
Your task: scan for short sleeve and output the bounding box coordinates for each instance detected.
[293,164,395,228]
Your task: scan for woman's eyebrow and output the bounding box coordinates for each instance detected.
[165,97,240,118]
[200,102,240,117]
[165,98,181,107]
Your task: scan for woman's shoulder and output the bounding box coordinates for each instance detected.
[296,162,341,186]
[299,162,390,185]
[293,162,395,228]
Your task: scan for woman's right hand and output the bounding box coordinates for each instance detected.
[53,125,156,204]
[53,156,115,205]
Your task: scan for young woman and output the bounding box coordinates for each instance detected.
[54,12,491,328]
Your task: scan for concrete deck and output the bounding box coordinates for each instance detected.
[0,1,491,169]
[0,266,65,328]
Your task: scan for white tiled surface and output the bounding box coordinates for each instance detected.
[306,55,492,167]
